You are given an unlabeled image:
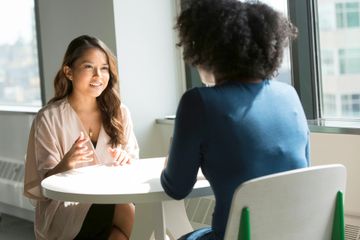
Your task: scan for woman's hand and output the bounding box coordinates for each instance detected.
[45,132,93,178]
[62,131,94,169]
[108,147,132,166]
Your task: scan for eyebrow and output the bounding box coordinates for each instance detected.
[79,60,109,66]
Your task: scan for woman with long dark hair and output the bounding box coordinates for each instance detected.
[24,35,138,240]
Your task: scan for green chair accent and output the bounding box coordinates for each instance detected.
[238,207,250,240]
[331,191,345,240]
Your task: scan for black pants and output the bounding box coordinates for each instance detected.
[74,204,115,240]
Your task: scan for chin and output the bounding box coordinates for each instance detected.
[89,88,105,97]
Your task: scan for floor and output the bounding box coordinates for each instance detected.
[0,213,35,240]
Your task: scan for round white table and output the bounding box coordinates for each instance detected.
[41,157,213,240]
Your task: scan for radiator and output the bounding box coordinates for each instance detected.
[0,157,34,222]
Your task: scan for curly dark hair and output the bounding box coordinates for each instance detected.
[176,0,298,83]
[48,35,125,147]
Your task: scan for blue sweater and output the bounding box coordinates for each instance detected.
[161,80,310,239]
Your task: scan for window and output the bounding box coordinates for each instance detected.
[339,48,360,74]
[319,4,336,31]
[341,94,360,117]
[321,50,335,75]
[323,93,337,116]
[0,0,42,111]
[317,0,360,119]
[336,2,360,28]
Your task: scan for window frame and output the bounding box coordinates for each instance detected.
[290,0,360,134]
[289,0,321,120]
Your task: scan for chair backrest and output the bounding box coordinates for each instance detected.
[224,164,346,240]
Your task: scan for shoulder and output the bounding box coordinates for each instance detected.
[176,87,208,119]
[120,102,130,112]
[265,81,306,114]
[180,87,205,105]
[33,98,68,128]
[265,80,299,98]
[120,103,130,115]
[120,103,133,122]
[267,80,296,91]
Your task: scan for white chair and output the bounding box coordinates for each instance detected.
[224,164,346,240]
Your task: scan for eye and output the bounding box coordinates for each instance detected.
[84,64,93,69]
[101,66,109,71]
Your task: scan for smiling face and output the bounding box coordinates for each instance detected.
[64,48,110,99]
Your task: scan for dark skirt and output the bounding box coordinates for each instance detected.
[73,204,115,240]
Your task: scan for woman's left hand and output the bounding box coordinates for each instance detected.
[108,147,132,166]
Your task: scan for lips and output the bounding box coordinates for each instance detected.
[90,81,103,87]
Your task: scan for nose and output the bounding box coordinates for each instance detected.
[93,67,102,78]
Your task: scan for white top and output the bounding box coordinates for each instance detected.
[42,157,212,204]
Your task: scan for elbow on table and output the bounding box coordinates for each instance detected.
[160,173,192,200]
[163,185,191,200]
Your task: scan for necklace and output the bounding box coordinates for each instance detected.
[89,127,93,138]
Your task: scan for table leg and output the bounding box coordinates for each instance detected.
[131,202,166,240]
[131,200,194,240]
[163,200,194,239]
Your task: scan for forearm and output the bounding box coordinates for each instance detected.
[44,160,71,178]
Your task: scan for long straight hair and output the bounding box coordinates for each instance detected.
[48,35,125,147]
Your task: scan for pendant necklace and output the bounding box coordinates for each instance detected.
[89,127,93,138]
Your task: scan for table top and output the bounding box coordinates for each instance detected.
[41,157,212,204]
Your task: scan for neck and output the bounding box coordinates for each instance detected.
[215,76,262,85]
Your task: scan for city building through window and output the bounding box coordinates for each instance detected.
[318,0,360,119]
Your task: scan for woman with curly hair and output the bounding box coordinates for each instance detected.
[24,35,139,240]
[161,0,309,239]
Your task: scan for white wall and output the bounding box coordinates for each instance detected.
[311,132,360,216]
[113,0,183,157]
[0,113,33,162]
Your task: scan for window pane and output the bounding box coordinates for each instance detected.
[338,48,360,74]
[319,4,336,31]
[321,50,335,75]
[0,0,42,109]
[318,0,360,119]
[336,3,345,28]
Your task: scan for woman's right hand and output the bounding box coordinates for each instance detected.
[45,132,93,178]
[62,131,94,169]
